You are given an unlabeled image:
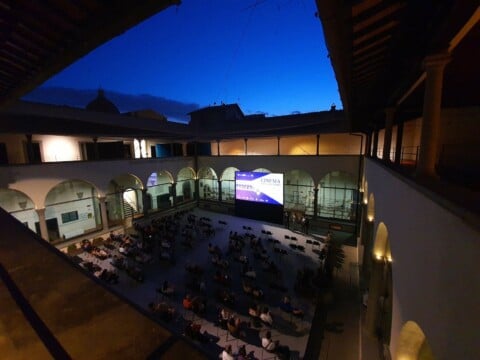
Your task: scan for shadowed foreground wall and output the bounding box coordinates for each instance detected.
[0,207,206,360]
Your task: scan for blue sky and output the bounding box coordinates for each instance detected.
[32,0,340,121]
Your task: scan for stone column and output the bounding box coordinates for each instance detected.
[394,121,404,165]
[365,132,372,157]
[218,180,222,202]
[361,219,374,284]
[93,137,99,160]
[365,257,385,336]
[141,189,150,215]
[217,140,221,156]
[316,134,320,156]
[277,136,280,156]
[195,179,200,204]
[313,188,319,218]
[372,128,379,158]
[26,134,34,163]
[35,208,49,241]
[171,183,177,207]
[383,108,395,162]
[417,52,450,177]
[244,138,248,156]
[98,196,109,232]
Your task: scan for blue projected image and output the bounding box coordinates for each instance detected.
[235,171,284,205]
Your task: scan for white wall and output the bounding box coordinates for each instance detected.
[45,198,97,239]
[365,158,480,359]
[198,155,361,188]
[0,157,195,207]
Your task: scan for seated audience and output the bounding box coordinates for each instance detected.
[260,307,273,326]
[280,296,304,318]
[261,331,290,359]
[159,280,174,296]
[184,321,209,343]
[243,266,256,279]
[220,345,234,360]
[214,270,230,285]
[183,294,193,310]
[227,316,250,338]
[148,302,176,322]
[218,307,231,328]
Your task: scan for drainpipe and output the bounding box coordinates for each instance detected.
[350,132,364,240]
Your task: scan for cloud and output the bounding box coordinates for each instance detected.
[23,86,200,123]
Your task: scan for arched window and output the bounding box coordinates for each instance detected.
[198,167,218,201]
[176,167,195,204]
[146,171,174,211]
[0,189,39,235]
[106,174,143,226]
[318,171,358,221]
[284,170,315,216]
[220,167,239,203]
[45,180,101,242]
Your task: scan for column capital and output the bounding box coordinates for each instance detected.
[35,207,46,216]
[423,52,451,70]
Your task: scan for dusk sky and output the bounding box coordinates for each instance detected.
[27,0,341,122]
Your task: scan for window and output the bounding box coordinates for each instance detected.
[61,211,79,224]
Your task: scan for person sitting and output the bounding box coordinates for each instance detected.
[184,321,209,343]
[242,280,253,294]
[214,270,230,285]
[148,302,176,322]
[159,280,174,296]
[216,288,235,305]
[227,316,249,338]
[280,296,304,318]
[248,303,261,328]
[183,294,193,310]
[185,262,203,275]
[260,307,273,326]
[220,345,234,360]
[187,295,206,314]
[218,307,231,329]
[227,317,239,336]
[261,331,290,359]
[243,266,256,279]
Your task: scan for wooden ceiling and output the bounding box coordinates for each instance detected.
[0,0,180,107]
[316,0,479,131]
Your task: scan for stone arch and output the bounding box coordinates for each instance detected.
[176,167,196,204]
[44,179,102,242]
[146,171,174,212]
[198,167,219,200]
[0,188,39,234]
[396,321,435,360]
[220,167,239,203]
[253,167,271,173]
[363,180,369,204]
[318,170,358,221]
[373,222,389,259]
[367,193,375,221]
[284,169,315,215]
[106,174,144,226]
[366,221,394,347]
[147,170,174,186]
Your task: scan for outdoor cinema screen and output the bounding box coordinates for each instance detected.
[235,171,284,205]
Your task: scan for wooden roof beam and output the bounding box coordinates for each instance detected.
[354,20,399,46]
[354,2,405,33]
[354,34,391,56]
[353,46,387,65]
[352,0,382,18]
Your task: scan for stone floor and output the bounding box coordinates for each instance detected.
[76,208,379,360]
